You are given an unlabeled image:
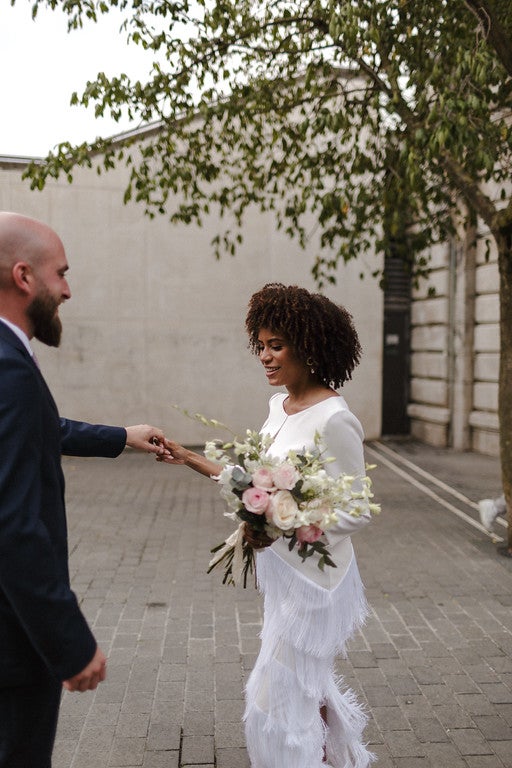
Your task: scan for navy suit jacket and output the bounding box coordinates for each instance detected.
[0,322,126,686]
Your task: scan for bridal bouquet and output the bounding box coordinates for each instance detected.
[204,428,380,587]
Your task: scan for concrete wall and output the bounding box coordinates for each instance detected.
[0,158,384,444]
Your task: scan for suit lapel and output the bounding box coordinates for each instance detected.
[0,321,59,416]
[0,320,31,360]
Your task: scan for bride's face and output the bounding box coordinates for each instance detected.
[256,328,308,389]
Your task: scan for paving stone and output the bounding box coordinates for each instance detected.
[422,742,468,767]
[408,716,450,743]
[496,703,512,726]
[434,704,476,729]
[410,665,443,685]
[366,743,394,766]
[216,699,245,722]
[143,753,179,768]
[464,757,509,768]
[115,713,151,738]
[387,675,422,696]
[450,727,494,755]
[180,735,214,764]
[457,693,499,716]
[466,663,503,684]
[420,683,458,706]
[372,642,401,658]
[479,683,512,704]
[109,736,146,766]
[386,730,427,757]
[371,706,410,731]
[215,748,251,768]
[489,739,512,764]
[473,715,512,741]
[364,685,400,707]
[349,650,378,668]
[215,721,246,748]
[146,723,181,751]
[442,673,480,694]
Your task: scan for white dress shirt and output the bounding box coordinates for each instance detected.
[0,317,35,359]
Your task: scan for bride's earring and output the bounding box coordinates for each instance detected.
[306,357,316,375]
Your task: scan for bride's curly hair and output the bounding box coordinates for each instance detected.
[245,283,361,389]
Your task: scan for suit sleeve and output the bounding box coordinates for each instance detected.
[322,409,373,543]
[60,418,126,457]
[0,358,97,680]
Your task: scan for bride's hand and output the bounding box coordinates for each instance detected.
[156,441,222,478]
[243,523,275,550]
[156,439,189,464]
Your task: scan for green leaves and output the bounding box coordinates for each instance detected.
[18,0,512,284]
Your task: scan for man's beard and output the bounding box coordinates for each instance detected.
[27,289,62,347]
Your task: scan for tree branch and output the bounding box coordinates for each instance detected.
[438,150,499,232]
[464,0,512,77]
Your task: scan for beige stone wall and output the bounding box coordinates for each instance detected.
[408,223,500,457]
[408,243,451,446]
[0,159,383,444]
[470,234,500,455]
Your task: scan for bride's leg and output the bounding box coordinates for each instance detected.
[321,704,328,763]
[244,640,325,768]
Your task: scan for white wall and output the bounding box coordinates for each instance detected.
[0,158,383,444]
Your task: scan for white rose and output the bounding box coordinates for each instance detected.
[302,501,332,527]
[272,462,301,490]
[268,490,299,531]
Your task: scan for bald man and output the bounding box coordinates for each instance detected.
[0,212,167,767]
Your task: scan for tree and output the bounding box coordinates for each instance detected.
[20,0,512,550]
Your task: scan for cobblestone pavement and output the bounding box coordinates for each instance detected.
[53,439,512,768]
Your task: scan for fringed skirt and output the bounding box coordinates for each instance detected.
[243,546,373,768]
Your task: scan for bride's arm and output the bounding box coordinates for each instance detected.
[158,440,222,479]
[322,410,373,540]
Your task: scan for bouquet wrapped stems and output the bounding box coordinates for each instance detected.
[208,523,257,588]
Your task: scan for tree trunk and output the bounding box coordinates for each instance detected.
[497,231,512,553]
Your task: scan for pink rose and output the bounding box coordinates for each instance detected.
[242,487,271,515]
[272,462,300,490]
[251,467,275,490]
[296,525,323,543]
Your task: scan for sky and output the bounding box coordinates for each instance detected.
[0,1,152,157]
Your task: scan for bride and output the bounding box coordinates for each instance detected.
[161,283,374,768]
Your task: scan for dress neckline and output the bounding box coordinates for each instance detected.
[280,392,340,417]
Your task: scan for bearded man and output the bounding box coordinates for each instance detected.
[0,212,167,767]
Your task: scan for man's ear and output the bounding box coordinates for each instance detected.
[11,261,33,295]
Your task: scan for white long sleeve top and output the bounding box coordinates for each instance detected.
[260,392,371,589]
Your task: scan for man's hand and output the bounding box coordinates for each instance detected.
[124,425,170,455]
[63,647,107,692]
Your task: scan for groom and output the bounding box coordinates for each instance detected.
[0,212,167,767]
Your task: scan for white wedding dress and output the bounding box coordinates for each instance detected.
[244,393,374,768]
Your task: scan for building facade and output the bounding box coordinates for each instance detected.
[0,149,501,456]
